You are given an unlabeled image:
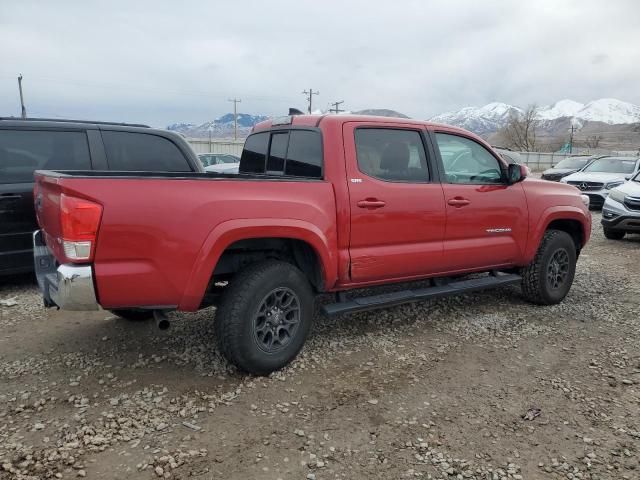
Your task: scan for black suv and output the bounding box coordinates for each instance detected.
[0,118,204,276]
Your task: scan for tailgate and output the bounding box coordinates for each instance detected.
[34,172,103,264]
[34,173,65,261]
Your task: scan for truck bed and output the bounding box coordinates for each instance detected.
[34,170,337,311]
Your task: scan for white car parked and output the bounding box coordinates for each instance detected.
[198,153,240,174]
[560,156,640,209]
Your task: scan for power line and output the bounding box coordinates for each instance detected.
[302,88,319,114]
[228,97,241,140]
[329,100,345,114]
[18,74,26,118]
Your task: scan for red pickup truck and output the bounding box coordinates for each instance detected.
[33,114,591,374]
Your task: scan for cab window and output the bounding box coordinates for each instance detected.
[435,133,503,184]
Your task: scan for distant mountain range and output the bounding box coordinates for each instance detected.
[429,98,640,136]
[167,99,640,149]
[167,113,268,139]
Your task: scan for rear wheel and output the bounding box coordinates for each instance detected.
[214,260,314,375]
[521,230,577,305]
[109,309,154,321]
[603,228,625,240]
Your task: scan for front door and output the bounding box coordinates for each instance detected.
[344,122,447,283]
[432,131,528,271]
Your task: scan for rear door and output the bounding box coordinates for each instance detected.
[344,122,446,282]
[0,129,92,274]
[431,131,528,270]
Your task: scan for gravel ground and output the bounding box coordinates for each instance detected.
[1,212,639,480]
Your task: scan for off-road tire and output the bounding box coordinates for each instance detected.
[214,260,314,375]
[603,228,625,240]
[520,229,577,305]
[109,309,154,321]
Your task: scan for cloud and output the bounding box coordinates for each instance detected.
[0,0,639,126]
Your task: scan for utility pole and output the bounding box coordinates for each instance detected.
[228,97,241,140]
[302,88,319,114]
[329,100,345,114]
[18,74,27,119]
[569,124,576,154]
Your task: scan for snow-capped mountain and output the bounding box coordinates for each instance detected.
[167,113,268,138]
[429,102,523,135]
[430,98,640,135]
[572,98,640,124]
[536,99,584,120]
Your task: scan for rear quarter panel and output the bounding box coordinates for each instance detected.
[43,176,337,310]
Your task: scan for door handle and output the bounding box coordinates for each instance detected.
[447,197,471,207]
[357,199,386,209]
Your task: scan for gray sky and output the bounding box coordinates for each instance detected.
[1,0,639,127]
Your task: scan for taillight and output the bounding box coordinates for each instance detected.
[60,194,102,262]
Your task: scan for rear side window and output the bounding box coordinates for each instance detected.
[102,131,191,171]
[266,132,288,173]
[0,130,91,184]
[240,130,322,178]
[285,130,322,177]
[240,132,269,173]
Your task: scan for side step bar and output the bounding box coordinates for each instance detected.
[322,273,522,316]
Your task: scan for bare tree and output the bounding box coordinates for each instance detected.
[497,105,539,151]
[584,134,602,149]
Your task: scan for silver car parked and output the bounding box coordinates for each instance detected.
[601,170,640,239]
[561,156,640,209]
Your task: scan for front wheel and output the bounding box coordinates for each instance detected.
[214,260,314,375]
[520,230,577,305]
[603,228,625,240]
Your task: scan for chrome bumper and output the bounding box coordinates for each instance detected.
[33,230,100,311]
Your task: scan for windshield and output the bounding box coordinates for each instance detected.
[634,171,640,182]
[555,157,589,169]
[583,158,637,174]
[218,155,239,164]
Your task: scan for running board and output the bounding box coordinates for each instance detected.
[322,273,521,316]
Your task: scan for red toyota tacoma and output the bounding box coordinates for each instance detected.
[33,114,591,374]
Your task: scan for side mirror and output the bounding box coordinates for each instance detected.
[507,163,528,184]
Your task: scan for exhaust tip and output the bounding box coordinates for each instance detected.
[153,310,171,330]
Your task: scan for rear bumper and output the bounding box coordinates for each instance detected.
[33,230,100,310]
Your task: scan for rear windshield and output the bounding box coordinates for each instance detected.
[240,129,322,178]
[555,157,589,169]
[0,129,91,184]
[583,157,637,174]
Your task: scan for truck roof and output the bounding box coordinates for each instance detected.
[253,114,486,143]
